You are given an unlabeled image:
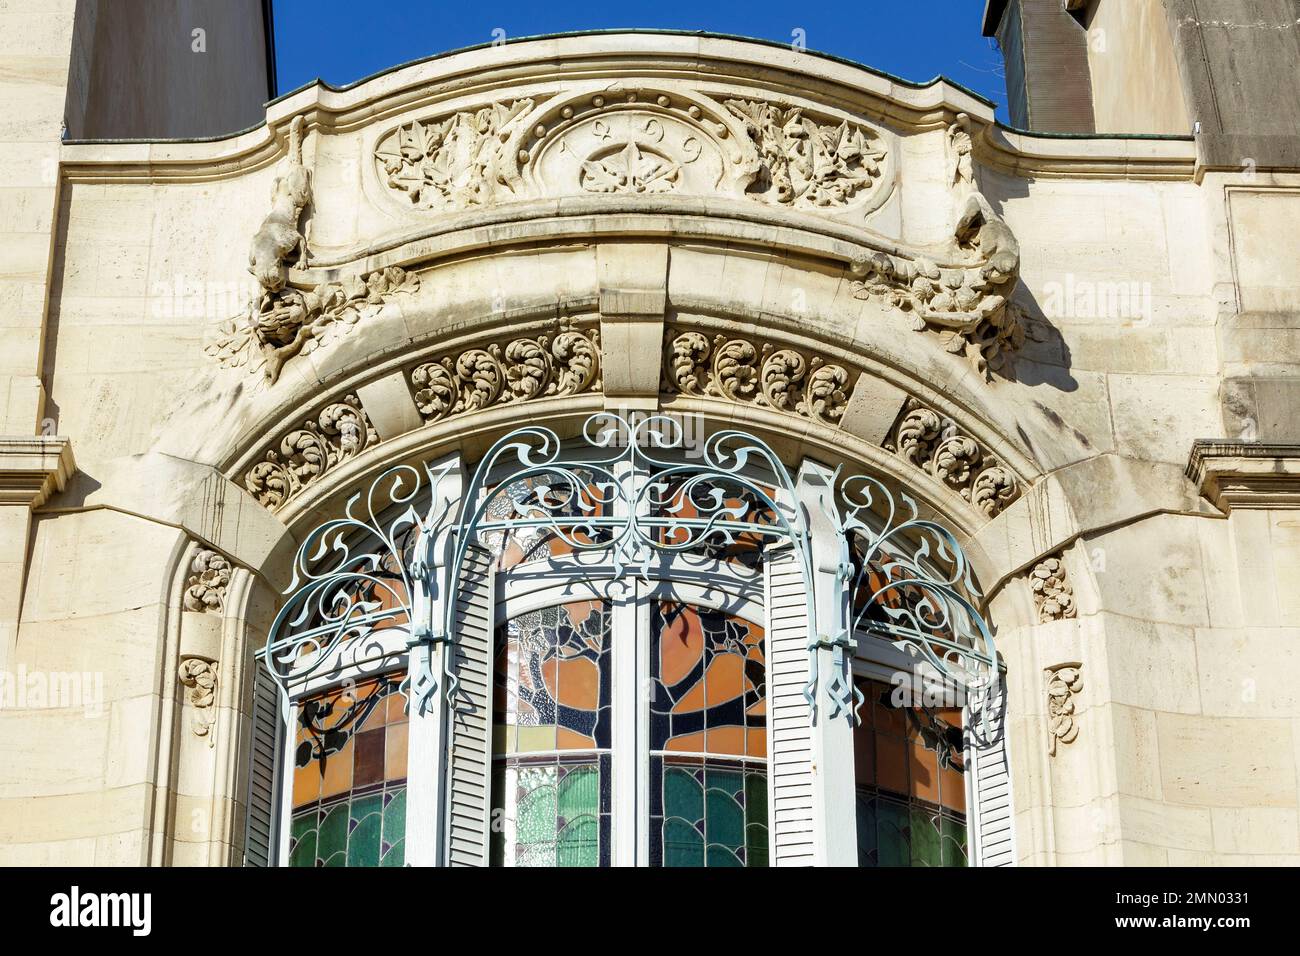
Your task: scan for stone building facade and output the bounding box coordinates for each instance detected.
[2,2,1300,866]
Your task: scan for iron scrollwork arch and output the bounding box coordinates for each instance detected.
[259,412,998,729]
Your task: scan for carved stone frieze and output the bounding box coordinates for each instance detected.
[662,329,852,426]
[1046,663,1083,757]
[723,99,887,209]
[372,89,892,215]
[374,99,535,209]
[884,400,1020,517]
[206,266,420,384]
[409,320,601,422]
[183,549,231,613]
[178,657,218,746]
[1030,555,1077,622]
[244,395,378,510]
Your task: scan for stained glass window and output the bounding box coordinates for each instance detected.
[853,677,967,867]
[483,470,612,570]
[649,601,768,867]
[491,600,613,866]
[288,672,408,867]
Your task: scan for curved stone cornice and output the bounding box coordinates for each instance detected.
[58,33,1194,186]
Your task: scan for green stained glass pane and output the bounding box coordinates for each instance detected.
[557,815,599,867]
[744,771,768,866]
[381,787,406,867]
[855,792,879,867]
[875,797,910,867]
[663,818,705,867]
[317,802,349,867]
[663,767,703,823]
[704,779,745,851]
[941,814,968,867]
[347,793,383,867]
[745,822,769,867]
[706,843,744,866]
[909,806,942,867]
[557,766,598,819]
[288,810,318,868]
[516,766,558,867]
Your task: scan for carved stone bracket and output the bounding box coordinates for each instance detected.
[183,548,232,613]
[661,329,854,426]
[206,266,420,384]
[1046,663,1083,757]
[1029,554,1077,622]
[884,399,1020,517]
[178,657,218,747]
[408,319,602,422]
[243,395,378,511]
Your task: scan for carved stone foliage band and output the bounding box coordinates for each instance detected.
[662,329,853,426]
[1046,663,1083,757]
[244,395,378,511]
[372,89,891,214]
[178,657,218,746]
[1030,555,1077,622]
[183,549,232,613]
[885,400,1020,518]
[409,320,601,422]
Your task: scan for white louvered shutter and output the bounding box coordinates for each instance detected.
[444,542,496,866]
[763,545,816,866]
[243,661,284,867]
[966,675,1016,867]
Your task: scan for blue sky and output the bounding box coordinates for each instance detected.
[271,0,1009,118]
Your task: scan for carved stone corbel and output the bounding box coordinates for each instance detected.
[178,657,218,747]
[1046,663,1083,756]
[1029,554,1077,622]
[182,548,231,613]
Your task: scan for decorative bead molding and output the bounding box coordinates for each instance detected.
[1185,440,1300,512]
[661,329,854,426]
[884,400,1020,517]
[1029,554,1076,622]
[243,395,378,511]
[178,657,218,747]
[1046,663,1083,757]
[408,319,601,422]
[206,266,420,384]
[183,549,232,613]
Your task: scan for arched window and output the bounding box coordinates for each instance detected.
[247,414,1008,868]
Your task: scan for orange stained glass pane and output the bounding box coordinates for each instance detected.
[875,734,908,796]
[319,734,354,799]
[665,730,707,753]
[556,727,596,750]
[941,761,966,814]
[385,719,409,781]
[746,727,767,759]
[658,604,704,688]
[874,693,907,737]
[705,725,745,756]
[703,654,745,707]
[745,698,766,718]
[909,737,940,802]
[853,724,876,786]
[555,654,600,711]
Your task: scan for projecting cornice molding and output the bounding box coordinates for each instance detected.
[0,437,76,508]
[1186,440,1300,512]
